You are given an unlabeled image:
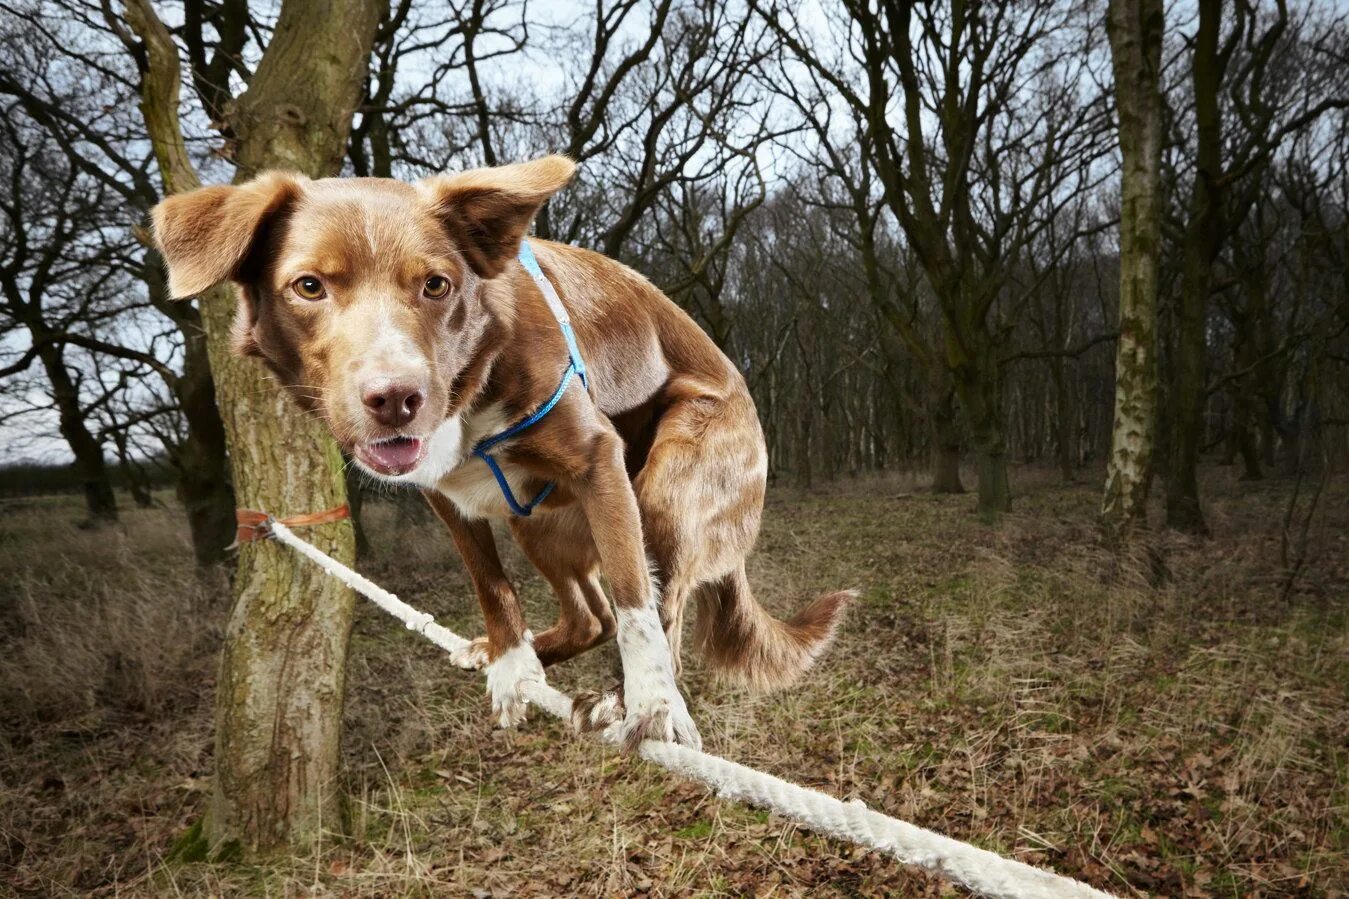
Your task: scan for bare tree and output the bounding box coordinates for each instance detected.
[761,0,1112,517]
[348,0,531,178]
[1101,0,1164,536]
[113,0,379,856]
[0,5,236,562]
[762,53,968,493]
[0,103,138,521]
[1163,0,1347,533]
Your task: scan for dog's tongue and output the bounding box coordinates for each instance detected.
[361,437,424,475]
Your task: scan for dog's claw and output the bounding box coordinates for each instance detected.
[571,688,624,734]
[619,694,701,752]
[572,686,699,751]
[450,637,490,670]
[491,692,529,728]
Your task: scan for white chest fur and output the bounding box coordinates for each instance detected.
[399,404,539,520]
[436,454,534,519]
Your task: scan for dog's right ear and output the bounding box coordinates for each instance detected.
[151,172,305,299]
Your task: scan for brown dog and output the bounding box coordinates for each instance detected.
[152,156,849,749]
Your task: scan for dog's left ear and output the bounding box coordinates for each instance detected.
[420,155,576,279]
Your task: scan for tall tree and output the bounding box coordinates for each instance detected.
[0,6,236,563]
[1101,0,1164,536]
[0,106,131,522]
[773,74,968,493]
[1164,0,1346,532]
[117,0,378,855]
[1166,0,1225,534]
[761,0,1110,517]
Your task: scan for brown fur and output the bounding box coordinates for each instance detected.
[152,156,849,696]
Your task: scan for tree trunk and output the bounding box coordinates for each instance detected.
[974,444,1010,521]
[175,355,237,566]
[37,340,117,523]
[928,389,965,494]
[949,332,1011,518]
[124,0,378,858]
[1229,318,1264,482]
[1166,0,1222,536]
[208,0,379,856]
[345,463,371,560]
[1101,0,1164,537]
[112,430,155,508]
[797,405,814,489]
[144,250,237,566]
[1231,238,1270,482]
[1234,402,1263,480]
[1051,357,1077,482]
[957,383,1011,517]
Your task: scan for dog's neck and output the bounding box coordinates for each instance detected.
[451,263,577,421]
[444,309,509,421]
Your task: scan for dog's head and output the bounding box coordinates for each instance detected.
[152,156,575,479]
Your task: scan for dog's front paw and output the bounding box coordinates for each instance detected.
[450,636,490,670]
[484,635,545,728]
[619,687,701,752]
[612,601,701,751]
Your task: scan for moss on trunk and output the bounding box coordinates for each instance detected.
[125,0,380,857]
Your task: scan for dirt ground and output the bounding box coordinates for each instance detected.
[1,466,1345,897]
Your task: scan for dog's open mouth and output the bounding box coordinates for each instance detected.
[354,436,426,476]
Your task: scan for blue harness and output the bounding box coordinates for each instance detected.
[471,241,588,516]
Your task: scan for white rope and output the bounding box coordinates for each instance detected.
[268,520,1116,899]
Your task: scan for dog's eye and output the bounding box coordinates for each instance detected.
[292,276,326,301]
[423,275,451,300]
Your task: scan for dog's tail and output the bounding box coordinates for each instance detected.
[693,565,852,692]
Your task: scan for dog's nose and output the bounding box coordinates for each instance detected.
[361,378,424,427]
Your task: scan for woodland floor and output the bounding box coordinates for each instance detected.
[0,466,1346,897]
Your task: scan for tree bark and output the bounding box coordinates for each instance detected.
[1101,0,1164,537]
[124,0,378,857]
[38,341,117,522]
[947,320,1011,518]
[1165,0,1223,535]
[928,388,965,494]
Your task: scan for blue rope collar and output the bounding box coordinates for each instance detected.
[470,241,588,517]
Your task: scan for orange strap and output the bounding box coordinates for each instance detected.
[235,504,350,544]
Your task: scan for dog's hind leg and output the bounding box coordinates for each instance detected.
[533,571,615,667]
[634,384,849,690]
[631,386,765,665]
[511,510,616,667]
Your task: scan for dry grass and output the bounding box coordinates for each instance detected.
[0,467,1345,897]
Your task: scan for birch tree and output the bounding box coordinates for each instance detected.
[1101,0,1164,535]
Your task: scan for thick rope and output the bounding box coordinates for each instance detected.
[268,520,1116,899]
